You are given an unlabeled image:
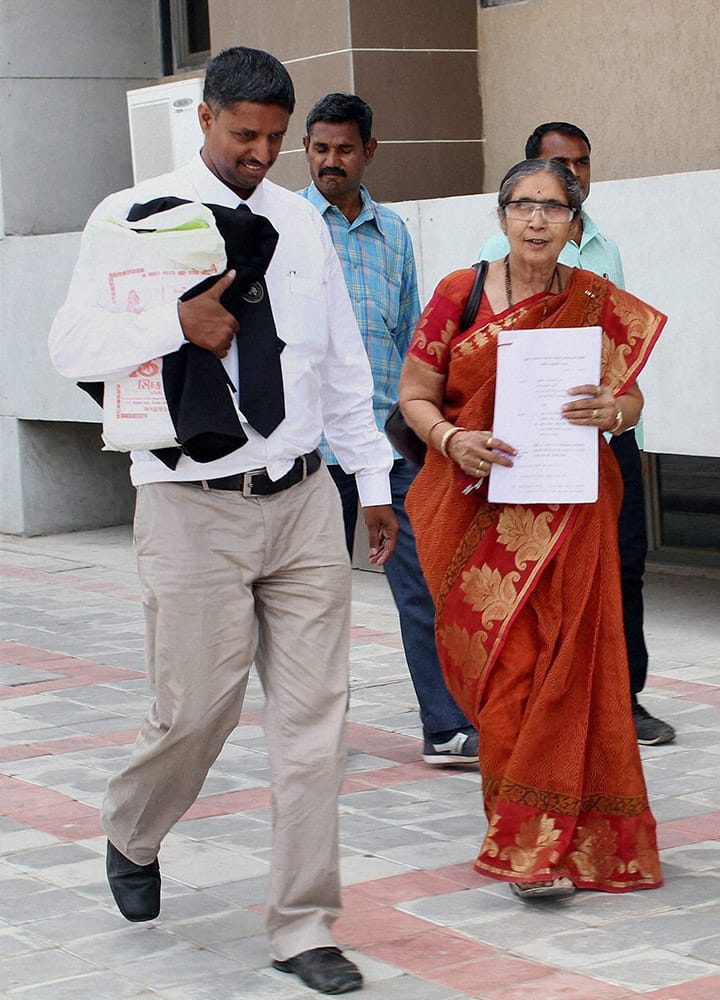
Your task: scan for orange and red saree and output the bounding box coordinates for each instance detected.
[406,267,666,891]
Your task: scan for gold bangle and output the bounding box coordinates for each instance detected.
[427,418,449,445]
[439,425,467,458]
[610,408,623,434]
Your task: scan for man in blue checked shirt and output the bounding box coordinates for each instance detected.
[300,93,479,766]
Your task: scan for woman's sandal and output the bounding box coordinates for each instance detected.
[510,877,576,901]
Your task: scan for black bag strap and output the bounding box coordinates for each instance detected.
[459,259,488,332]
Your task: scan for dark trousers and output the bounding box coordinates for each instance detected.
[328,460,471,739]
[609,431,649,702]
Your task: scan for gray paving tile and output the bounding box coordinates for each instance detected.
[168,909,265,947]
[65,924,180,964]
[0,665,62,686]
[205,875,269,908]
[120,943,246,989]
[584,946,717,991]
[1,532,719,1000]
[6,972,154,999]
[660,842,720,871]
[20,907,124,944]
[3,844,98,870]
[649,795,717,823]
[158,968,307,998]
[0,926,54,958]
[0,888,98,924]
[685,934,720,964]
[0,949,99,992]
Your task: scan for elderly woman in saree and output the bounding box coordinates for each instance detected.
[398,158,665,900]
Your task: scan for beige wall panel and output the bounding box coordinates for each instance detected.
[210,0,351,60]
[478,0,720,191]
[349,0,477,48]
[354,51,482,141]
[366,141,485,203]
[275,140,484,204]
[283,52,355,150]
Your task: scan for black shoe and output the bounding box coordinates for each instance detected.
[633,703,676,745]
[273,947,363,994]
[106,840,161,922]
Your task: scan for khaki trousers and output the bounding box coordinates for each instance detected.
[101,466,351,960]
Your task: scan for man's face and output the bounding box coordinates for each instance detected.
[303,121,377,204]
[537,131,591,201]
[199,100,290,199]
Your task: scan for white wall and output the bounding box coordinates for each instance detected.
[1,168,717,533]
[390,169,720,459]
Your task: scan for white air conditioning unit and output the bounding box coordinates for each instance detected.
[127,77,205,183]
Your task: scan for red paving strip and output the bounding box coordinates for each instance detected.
[342,761,440,793]
[335,900,436,948]
[0,729,137,764]
[488,970,635,999]
[179,787,273,820]
[0,563,142,603]
[0,563,140,602]
[340,872,634,996]
[0,643,144,700]
[432,861,491,887]
[365,926,497,974]
[662,680,720,706]
[346,721,427,763]
[657,811,720,849]
[0,774,103,840]
[348,868,483,906]
[647,974,720,998]
[423,954,562,996]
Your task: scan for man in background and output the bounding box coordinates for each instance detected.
[481,121,675,746]
[301,92,479,766]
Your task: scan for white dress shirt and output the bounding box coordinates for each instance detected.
[49,154,393,506]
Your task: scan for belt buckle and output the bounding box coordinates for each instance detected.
[242,472,257,498]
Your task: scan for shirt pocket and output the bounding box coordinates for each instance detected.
[289,272,325,301]
[373,268,402,333]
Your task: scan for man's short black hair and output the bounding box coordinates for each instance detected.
[305,93,373,146]
[203,46,295,113]
[525,122,591,159]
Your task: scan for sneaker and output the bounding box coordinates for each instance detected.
[633,703,676,745]
[422,728,479,765]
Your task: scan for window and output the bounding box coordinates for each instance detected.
[161,0,210,75]
[649,454,720,564]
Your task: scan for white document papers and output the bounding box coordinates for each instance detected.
[488,326,602,504]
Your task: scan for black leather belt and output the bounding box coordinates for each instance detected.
[191,449,321,497]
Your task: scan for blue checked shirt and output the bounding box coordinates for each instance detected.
[299,183,421,463]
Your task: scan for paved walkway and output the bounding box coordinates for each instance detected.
[1,527,719,999]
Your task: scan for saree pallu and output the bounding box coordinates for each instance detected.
[406,267,666,891]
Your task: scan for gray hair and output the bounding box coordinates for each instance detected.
[498,158,583,215]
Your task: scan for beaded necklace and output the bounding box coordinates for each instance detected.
[504,253,561,324]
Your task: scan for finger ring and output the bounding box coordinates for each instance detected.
[486,436,494,448]
[591,409,598,420]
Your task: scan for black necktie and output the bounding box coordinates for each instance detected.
[205,203,286,437]
[126,197,286,439]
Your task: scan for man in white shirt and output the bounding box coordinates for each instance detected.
[49,46,397,996]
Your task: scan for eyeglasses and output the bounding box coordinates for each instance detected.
[503,201,576,223]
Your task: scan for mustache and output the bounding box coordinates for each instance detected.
[319,167,347,177]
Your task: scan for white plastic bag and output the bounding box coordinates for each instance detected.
[93,202,227,451]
